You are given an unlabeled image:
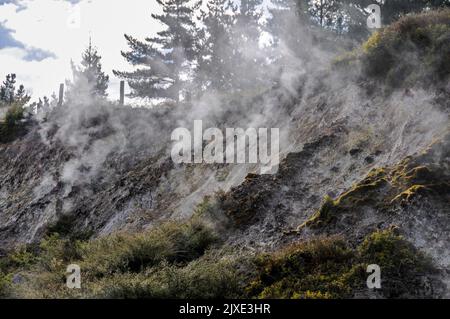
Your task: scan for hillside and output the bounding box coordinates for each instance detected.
[0,10,449,299]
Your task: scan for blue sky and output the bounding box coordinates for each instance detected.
[0,0,162,100]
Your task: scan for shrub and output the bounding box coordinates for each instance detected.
[4,103,24,127]
[247,229,438,299]
[360,9,450,87]
[246,237,357,299]
[358,229,436,298]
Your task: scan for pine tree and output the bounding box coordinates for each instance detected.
[196,0,236,91]
[67,39,109,101]
[0,74,17,105]
[30,96,50,114]
[114,0,199,102]
[308,0,340,28]
[231,0,266,91]
[236,0,262,41]
[15,85,26,101]
[267,0,310,45]
[0,74,30,106]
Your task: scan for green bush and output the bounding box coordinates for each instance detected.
[4,103,24,127]
[246,229,437,299]
[361,9,450,87]
[246,237,358,299]
[358,229,435,298]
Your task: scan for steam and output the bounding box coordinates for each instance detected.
[29,1,449,237]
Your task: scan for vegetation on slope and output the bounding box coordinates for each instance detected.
[0,74,30,143]
[1,8,448,301]
[0,216,437,299]
[247,229,436,299]
[335,9,450,90]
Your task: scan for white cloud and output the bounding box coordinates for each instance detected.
[0,0,162,100]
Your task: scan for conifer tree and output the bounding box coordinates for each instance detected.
[0,74,17,105]
[196,0,236,91]
[308,0,340,28]
[0,74,29,106]
[67,39,109,101]
[114,0,199,102]
[231,0,266,91]
[267,0,310,45]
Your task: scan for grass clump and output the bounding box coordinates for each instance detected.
[0,220,230,298]
[92,252,246,299]
[80,220,218,278]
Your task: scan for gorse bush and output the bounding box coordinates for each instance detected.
[362,9,450,87]
[358,230,436,298]
[333,9,450,91]
[246,237,360,299]
[246,229,437,299]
